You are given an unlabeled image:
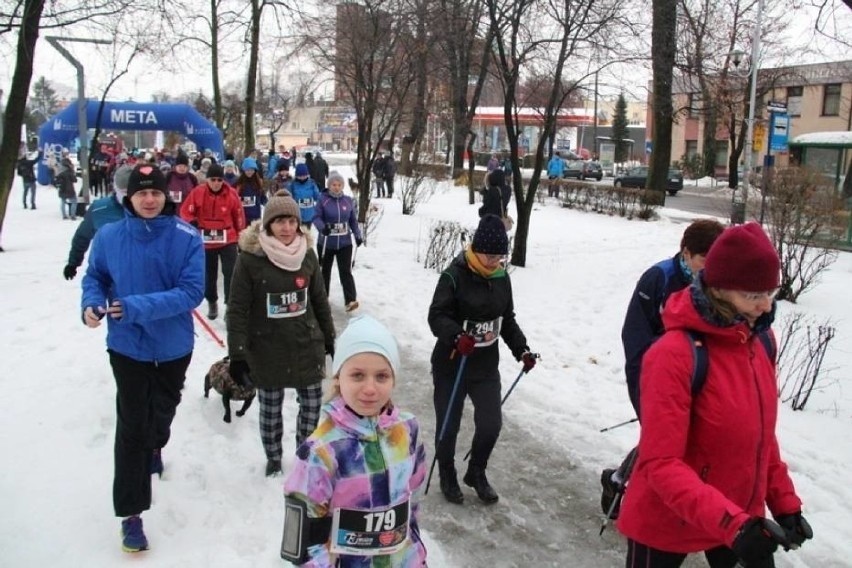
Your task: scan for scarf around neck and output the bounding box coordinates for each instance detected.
[258,231,307,271]
[465,246,504,278]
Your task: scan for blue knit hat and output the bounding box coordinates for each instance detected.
[295,163,310,178]
[241,157,258,171]
[472,214,509,255]
[331,315,400,378]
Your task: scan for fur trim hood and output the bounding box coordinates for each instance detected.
[238,219,314,256]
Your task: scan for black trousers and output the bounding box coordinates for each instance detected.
[625,540,770,568]
[205,243,238,304]
[320,245,357,304]
[433,369,502,470]
[109,350,191,517]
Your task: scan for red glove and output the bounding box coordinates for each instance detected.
[455,334,477,356]
[521,351,537,372]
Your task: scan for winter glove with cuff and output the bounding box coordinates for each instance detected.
[63,265,78,280]
[321,225,331,236]
[228,359,252,388]
[454,334,476,356]
[355,237,363,247]
[521,351,537,372]
[732,517,787,565]
[774,512,813,548]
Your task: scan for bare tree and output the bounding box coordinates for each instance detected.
[647,0,678,206]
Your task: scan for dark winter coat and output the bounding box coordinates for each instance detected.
[312,155,329,189]
[81,203,205,363]
[428,252,528,381]
[179,182,246,249]
[165,171,198,204]
[55,167,77,199]
[67,195,125,268]
[620,253,692,412]
[17,154,38,182]
[236,177,268,224]
[226,224,335,390]
[617,283,802,553]
[313,191,362,252]
[479,184,509,219]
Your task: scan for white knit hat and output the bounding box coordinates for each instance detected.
[331,315,400,377]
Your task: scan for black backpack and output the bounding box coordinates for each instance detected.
[599,329,776,529]
[17,159,34,178]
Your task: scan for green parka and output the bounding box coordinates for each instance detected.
[226,223,335,389]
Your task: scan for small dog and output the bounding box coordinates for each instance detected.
[204,356,256,423]
[348,177,360,194]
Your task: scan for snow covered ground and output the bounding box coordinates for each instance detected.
[0,167,849,567]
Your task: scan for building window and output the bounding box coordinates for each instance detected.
[715,141,728,168]
[822,84,841,116]
[685,140,698,157]
[786,86,803,117]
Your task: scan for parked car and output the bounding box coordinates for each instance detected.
[581,161,603,181]
[562,160,585,179]
[613,166,684,195]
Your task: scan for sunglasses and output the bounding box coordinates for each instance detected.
[208,177,223,182]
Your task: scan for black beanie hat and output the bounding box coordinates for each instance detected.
[206,164,225,179]
[489,169,505,187]
[175,154,190,166]
[472,215,509,255]
[127,164,167,197]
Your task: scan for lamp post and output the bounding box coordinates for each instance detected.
[45,36,111,204]
[730,0,764,224]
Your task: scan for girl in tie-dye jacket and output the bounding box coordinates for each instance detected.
[283,315,427,568]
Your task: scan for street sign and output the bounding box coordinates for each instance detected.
[767,100,787,113]
[769,113,789,152]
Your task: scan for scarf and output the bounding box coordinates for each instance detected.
[465,246,504,279]
[258,230,307,271]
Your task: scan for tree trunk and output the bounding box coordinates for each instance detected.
[647,0,677,206]
[701,86,717,178]
[243,0,261,157]
[0,0,46,250]
[211,0,223,130]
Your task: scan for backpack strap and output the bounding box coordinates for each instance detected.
[756,329,777,364]
[685,330,709,396]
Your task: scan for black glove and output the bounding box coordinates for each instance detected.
[355,237,363,247]
[732,518,786,564]
[325,343,335,358]
[228,359,252,388]
[63,264,78,280]
[774,512,813,548]
[521,351,537,372]
[321,225,331,236]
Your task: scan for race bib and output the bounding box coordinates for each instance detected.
[298,197,314,209]
[329,501,409,556]
[169,190,183,203]
[267,289,308,319]
[202,229,227,244]
[462,317,503,347]
[329,222,348,236]
[242,195,256,207]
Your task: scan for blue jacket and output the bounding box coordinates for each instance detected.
[265,155,278,180]
[237,180,268,224]
[67,195,125,268]
[81,204,205,363]
[547,156,564,177]
[290,177,322,223]
[313,191,361,251]
[620,253,691,413]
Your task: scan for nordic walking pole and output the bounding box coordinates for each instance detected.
[599,417,639,433]
[320,232,328,263]
[425,354,469,495]
[462,355,539,462]
[192,309,225,348]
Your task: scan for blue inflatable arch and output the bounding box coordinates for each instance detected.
[37,100,225,184]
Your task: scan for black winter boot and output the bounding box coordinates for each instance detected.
[439,464,464,504]
[464,465,498,504]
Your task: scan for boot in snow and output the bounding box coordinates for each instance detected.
[266,459,282,477]
[207,301,219,320]
[439,464,464,504]
[464,465,498,504]
[121,515,148,552]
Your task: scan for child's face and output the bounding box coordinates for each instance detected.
[336,353,394,417]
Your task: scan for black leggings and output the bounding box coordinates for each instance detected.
[625,539,774,568]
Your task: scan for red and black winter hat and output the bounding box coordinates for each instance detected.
[472,214,509,255]
[703,222,780,292]
[127,164,167,197]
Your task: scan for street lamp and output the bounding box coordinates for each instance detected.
[729,0,765,224]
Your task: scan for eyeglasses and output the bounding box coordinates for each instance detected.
[208,177,223,182]
[736,289,780,302]
[484,254,507,263]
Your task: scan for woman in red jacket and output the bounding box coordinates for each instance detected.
[180,163,245,320]
[617,223,812,568]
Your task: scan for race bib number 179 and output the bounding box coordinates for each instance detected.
[329,501,409,556]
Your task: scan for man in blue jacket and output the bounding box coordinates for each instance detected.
[81,164,204,553]
[63,165,132,280]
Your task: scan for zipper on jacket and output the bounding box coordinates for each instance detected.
[744,338,765,511]
[370,418,392,505]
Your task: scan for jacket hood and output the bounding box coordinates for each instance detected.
[324,396,401,440]
[662,279,776,345]
[237,219,315,256]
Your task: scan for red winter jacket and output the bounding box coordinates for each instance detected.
[179,182,245,249]
[617,286,801,553]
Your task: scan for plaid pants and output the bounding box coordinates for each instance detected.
[257,384,323,461]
